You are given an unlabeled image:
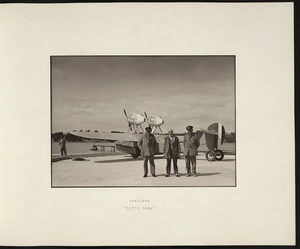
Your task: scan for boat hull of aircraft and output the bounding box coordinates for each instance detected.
[115,141,141,158]
[70,122,227,161]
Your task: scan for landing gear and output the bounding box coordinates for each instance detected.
[205,150,216,161]
[215,149,224,161]
[205,149,224,161]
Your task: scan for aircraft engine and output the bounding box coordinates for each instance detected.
[127,113,145,125]
[148,116,164,127]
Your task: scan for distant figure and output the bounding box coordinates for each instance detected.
[90,145,98,151]
[183,126,200,177]
[164,129,181,177]
[59,136,67,156]
[138,126,157,178]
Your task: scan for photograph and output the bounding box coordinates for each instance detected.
[0,2,294,246]
[51,56,236,187]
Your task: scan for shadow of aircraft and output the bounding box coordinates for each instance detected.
[218,159,236,162]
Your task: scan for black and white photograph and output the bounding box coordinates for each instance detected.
[0,2,295,246]
[51,56,236,187]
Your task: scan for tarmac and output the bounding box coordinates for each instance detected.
[52,153,236,187]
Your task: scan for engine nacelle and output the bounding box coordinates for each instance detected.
[127,113,145,125]
[147,116,164,127]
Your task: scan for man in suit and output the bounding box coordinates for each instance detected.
[183,126,200,177]
[138,126,157,178]
[164,129,181,177]
[59,136,67,156]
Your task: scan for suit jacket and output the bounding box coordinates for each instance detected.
[183,133,200,156]
[164,136,181,159]
[138,133,157,156]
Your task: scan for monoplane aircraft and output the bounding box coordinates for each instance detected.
[70,109,227,161]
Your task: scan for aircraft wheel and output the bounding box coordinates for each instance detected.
[205,150,216,161]
[215,149,224,161]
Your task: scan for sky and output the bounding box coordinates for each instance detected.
[52,56,235,133]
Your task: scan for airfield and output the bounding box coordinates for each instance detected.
[52,152,236,187]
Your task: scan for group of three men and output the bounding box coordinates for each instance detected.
[137,125,200,178]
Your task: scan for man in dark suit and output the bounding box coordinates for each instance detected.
[138,126,157,178]
[164,129,181,177]
[183,126,200,177]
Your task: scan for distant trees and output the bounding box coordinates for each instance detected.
[51,132,65,142]
[224,132,236,143]
[51,132,84,142]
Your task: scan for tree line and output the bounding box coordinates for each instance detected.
[52,132,84,142]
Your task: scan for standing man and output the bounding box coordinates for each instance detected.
[138,126,157,178]
[183,126,200,177]
[164,129,181,177]
[59,136,67,156]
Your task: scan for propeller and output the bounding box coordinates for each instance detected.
[123,108,132,131]
[123,108,128,118]
[144,111,148,120]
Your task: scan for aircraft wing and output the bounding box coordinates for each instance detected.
[70,132,141,142]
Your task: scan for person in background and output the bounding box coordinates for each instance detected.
[59,136,67,156]
[183,126,200,177]
[164,129,181,177]
[138,126,157,178]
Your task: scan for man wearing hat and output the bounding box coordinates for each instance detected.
[183,125,200,177]
[138,126,157,177]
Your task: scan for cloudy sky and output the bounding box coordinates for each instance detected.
[52,56,235,133]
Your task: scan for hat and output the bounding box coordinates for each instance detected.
[145,126,152,131]
[186,125,193,131]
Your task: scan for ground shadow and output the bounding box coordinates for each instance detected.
[195,158,236,162]
[95,157,143,163]
[154,172,221,177]
[220,159,236,162]
[95,155,166,163]
[95,156,234,164]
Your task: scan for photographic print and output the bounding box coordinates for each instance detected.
[51,56,236,187]
[1,2,294,246]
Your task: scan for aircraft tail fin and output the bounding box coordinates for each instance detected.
[204,123,225,150]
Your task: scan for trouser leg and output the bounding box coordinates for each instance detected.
[143,157,149,175]
[185,156,191,174]
[173,158,178,174]
[63,147,67,155]
[191,156,196,174]
[149,155,155,175]
[60,148,63,156]
[166,159,171,175]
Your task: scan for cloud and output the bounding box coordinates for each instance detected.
[51,56,235,132]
